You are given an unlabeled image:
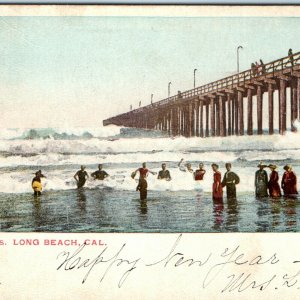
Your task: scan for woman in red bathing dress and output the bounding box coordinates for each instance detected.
[268,164,281,198]
[211,163,223,201]
[131,162,156,179]
[194,163,206,181]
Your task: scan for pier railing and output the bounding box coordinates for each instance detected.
[105,51,300,120]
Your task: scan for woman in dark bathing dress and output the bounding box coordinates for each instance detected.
[281,165,298,197]
[255,162,269,198]
[136,174,148,200]
[268,164,281,198]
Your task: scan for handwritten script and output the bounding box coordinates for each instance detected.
[56,234,300,293]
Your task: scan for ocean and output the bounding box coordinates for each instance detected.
[0,125,299,233]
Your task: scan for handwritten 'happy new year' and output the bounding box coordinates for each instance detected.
[56,234,300,294]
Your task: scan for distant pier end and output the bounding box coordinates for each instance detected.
[103,52,300,137]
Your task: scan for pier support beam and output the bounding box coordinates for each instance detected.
[180,107,184,136]
[176,109,179,134]
[231,94,235,135]
[160,115,163,131]
[184,106,188,137]
[268,83,274,135]
[279,79,287,135]
[172,106,179,136]
[234,94,239,135]
[191,103,195,137]
[222,97,226,136]
[164,112,167,132]
[227,93,232,136]
[168,111,171,133]
[195,100,200,137]
[257,85,263,135]
[170,108,174,134]
[216,98,220,136]
[298,77,300,122]
[160,114,164,131]
[200,100,204,137]
[291,78,298,131]
[188,103,193,137]
[165,114,168,131]
[210,96,215,136]
[247,87,253,135]
[184,107,188,136]
[205,101,209,137]
[145,114,149,129]
[151,112,157,129]
[218,95,226,137]
[182,107,186,136]
[159,115,162,131]
[237,89,244,135]
[192,100,199,136]
[183,107,186,136]
[175,106,180,135]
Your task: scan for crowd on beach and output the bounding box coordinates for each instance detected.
[31,160,298,202]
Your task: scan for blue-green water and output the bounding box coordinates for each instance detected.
[0,188,299,233]
[0,127,300,232]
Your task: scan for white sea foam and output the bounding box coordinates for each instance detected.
[0,151,238,167]
[1,165,299,194]
[0,126,299,194]
[0,132,299,155]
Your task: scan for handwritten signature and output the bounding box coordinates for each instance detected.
[56,234,300,293]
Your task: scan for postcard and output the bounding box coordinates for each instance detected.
[1,4,300,299]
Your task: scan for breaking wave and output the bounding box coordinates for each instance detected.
[0,130,300,156]
[0,126,122,140]
[0,126,168,141]
[0,124,299,194]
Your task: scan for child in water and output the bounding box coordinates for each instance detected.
[32,170,46,196]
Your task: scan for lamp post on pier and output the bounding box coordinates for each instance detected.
[237,45,243,73]
[168,81,172,98]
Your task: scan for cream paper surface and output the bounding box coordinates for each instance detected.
[0,5,300,299]
[1,232,300,299]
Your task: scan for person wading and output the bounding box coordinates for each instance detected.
[32,170,46,196]
[268,164,281,198]
[157,163,171,181]
[178,158,193,173]
[91,164,109,180]
[132,162,156,201]
[255,162,268,198]
[221,163,240,200]
[132,162,156,179]
[282,164,298,197]
[194,163,206,181]
[74,165,89,188]
[211,163,223,201]
[136,174,148,200]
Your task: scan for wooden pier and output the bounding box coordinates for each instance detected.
[103,52,300,137]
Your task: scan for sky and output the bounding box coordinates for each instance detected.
[0,16,299,128]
